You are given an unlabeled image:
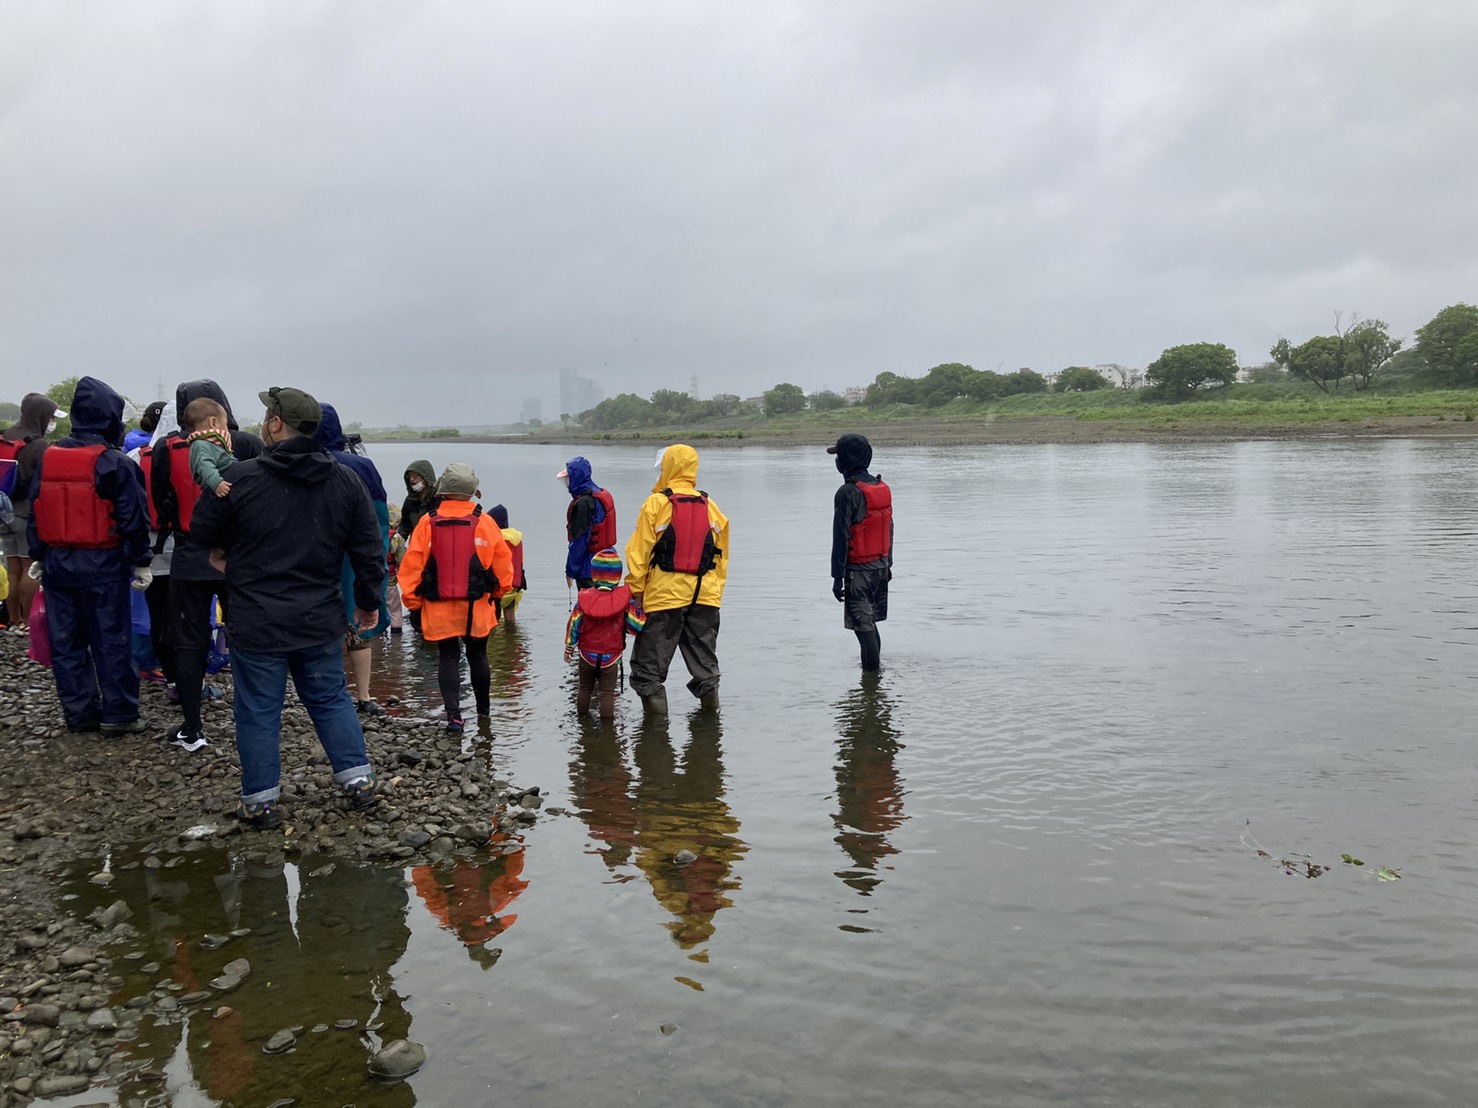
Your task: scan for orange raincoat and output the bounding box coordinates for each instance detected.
[397,499,513,639]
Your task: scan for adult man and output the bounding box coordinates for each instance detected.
[151,380,263,750]
[26,378,152,734]
[624,444,729,716]
[559,456,616,589]
[1,392,64,630]
[190,386,385,830]
[828,433,892,673]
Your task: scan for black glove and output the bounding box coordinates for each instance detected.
[832,578,845,602]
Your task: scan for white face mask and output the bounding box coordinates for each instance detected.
[46,420,57,435]
[558,475,569,490]
[410,480,425,493]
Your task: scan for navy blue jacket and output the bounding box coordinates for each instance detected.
[563,455,608,580]
[27,376,152,586]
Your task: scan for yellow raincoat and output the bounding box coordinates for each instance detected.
[624,444,730,613]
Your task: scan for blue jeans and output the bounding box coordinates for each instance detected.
[231,639,372,804]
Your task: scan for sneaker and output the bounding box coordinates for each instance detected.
[356,699,384,717]
[101,719,147,738]
[164,727,209,753]
[232,799,281,831]
[344,774,378,812]
[67,717,102,734]
[446,717,465,734]
[139,667,167,684]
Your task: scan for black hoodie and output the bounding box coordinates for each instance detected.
[2,392,61,510]
[150,379,265,581]
[190,434,386,653]
[830,433,891,580]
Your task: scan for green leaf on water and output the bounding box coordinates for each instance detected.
[1341,854,1364,866]
[1376,866,1401,882]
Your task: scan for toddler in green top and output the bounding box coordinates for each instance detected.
[183,397,234,498]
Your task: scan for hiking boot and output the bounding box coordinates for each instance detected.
[67,717,102,734]
[357,699,384,717]
[232,800,281,831]
[446,717,465,734]
[101,719,147,738]
[164,727,209,753]
[640,689,668,717]
[344,774,379,812]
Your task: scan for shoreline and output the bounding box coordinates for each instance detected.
[0,633,549,1100]
[361,414,1478,449]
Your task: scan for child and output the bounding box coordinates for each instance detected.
[184,398,234,574]
[489,504,526,626]
[398,463,513,732]
[564,548,646,719]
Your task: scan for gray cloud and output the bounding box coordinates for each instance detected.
[2,1,1475,423]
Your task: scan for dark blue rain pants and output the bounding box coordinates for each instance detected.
[46,579,139,729]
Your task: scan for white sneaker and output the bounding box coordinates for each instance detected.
[168,729,209,753]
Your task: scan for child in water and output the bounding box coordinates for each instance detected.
[489,504,526,626]
[564,548,646,719]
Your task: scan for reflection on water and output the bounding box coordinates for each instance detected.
[75,852,414,1106]
[410,840,529,969]
[832,674,907,898]
[567,711,748,960]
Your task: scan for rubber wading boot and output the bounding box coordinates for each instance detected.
[699,691,720,711]
[641,689,669,717]
[859,630,882,673]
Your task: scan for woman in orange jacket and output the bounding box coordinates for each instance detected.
[397,463,513,731]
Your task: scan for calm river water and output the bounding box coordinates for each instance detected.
[52,439,1478,1107]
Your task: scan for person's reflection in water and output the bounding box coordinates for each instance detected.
[193,855,415,1106]
[411,837,530,969]
[487,618,532,705]
[833,673,907,896]
[569,718,640,870]
[632,710,747,956]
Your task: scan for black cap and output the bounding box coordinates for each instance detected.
[827,433,870,454]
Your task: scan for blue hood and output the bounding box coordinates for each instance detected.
[314,403,349,452]
[71,376,126,446]
[565,456,598,497]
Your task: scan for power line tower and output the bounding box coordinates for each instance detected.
[689,374,699,399]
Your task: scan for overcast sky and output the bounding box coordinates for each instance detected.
[2,1,1475,425]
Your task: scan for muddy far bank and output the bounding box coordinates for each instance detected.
[0,631,548,1103]
[375,413,1478,450]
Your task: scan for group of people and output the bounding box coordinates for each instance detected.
[2,374,894,831]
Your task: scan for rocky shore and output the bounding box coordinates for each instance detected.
[0,629,546,1104]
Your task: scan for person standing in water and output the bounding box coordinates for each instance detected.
[489,504,526,626]
[558,456,616,589]
[828,433,892,673]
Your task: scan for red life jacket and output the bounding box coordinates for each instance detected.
[139,450,161,531]
[33,444,118,550]
[590,487,616,552]
[508,536,526,590]
[418,507,495,602]
[577,584,632,655]
[165,434,201,533]
[652,491,719,576]
[848,479,893,563]
[0,435,25,496]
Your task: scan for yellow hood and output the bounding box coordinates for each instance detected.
[653,444,699,494]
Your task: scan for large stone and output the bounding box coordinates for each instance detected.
[263,1028,296,1054]
[85,1008,117,1032]
[58,946,98,968]
[33,1074,91,1096]
[369,1039,427,1080]
[96,900,132,929]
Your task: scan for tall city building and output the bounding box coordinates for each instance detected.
[519,397,542,424]
[560,367,604,418]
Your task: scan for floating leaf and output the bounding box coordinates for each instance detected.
[1341,855,1364,866]
[1376,866,1401,882]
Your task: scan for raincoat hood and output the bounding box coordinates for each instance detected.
[6,393,59,440]
[405,459,436,496]
[257,435,336,485]
[653,444,699,493]
[174,380,239,431]
[489,503,509,528]
[69,376,126,446]
[313,403,348,451]
[148,403,177,449]
[829,433,873,476]
[564,456,598,497]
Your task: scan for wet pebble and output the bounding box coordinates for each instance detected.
[85,1008,116,1032]
[58,945,98,967]
[369,1038,427,1080]
[673,850,698,867]
[263,1029,296,1054]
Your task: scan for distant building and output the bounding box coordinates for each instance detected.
[560,368,603,418]
[844,385,867,405]
[520,397,542,423]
